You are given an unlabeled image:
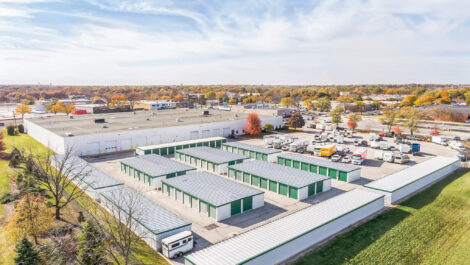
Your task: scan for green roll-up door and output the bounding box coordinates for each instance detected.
[152,149,159,155]
[278,157,285,165]
[177,171,186,176]
[339,171,348,182]
[168,147,175,155]
[203,142,209,146]
[251,175,260,187]
[200,201,208,215]
[260,178,268,189]
[228,169,235,178]
[160,148,167,155]
[262,154,268,161]
[279,183,288,196]
[197,142,203,147]
[209,205,216,219]
[190,143,196,148]
[144,150,151,155]
[210,141,215,147]
[231,200,241,216]
[176,145,182,150]
[308,183,316,196]
[316,181,323,193]
[243,196,253,211]
[293,160,300,169]
[310,164,318,173]
[216,140,222,147]
[285,159,292,167]
[184,144,190,148]
[257,153,263,160]
[289,187,298,199]
[243,173,250,183]
[236,171,242,181]
[237,159,244,164]
[328,169,338,179]
[222,139,227,143]
[301,163,309,171]
[244,150,250,156]
[269,181,277,192]
[250,151,256,159]
[167,173,176,179]
[319,167,327,176]
[228,161,235,166]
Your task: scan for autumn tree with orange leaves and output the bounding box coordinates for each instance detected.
[244,113,262,135]
[15,104,32,120]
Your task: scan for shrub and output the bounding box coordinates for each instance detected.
[18,124,24,133]
[7,125,16,136]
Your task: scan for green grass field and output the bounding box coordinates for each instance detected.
[296,168,470,265]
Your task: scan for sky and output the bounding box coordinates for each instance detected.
[1,0,470,85]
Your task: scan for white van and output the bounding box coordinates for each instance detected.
[161,231,193,259]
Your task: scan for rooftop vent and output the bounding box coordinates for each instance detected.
[146,118,150,121]
[151,112,156,115]
[176,118,181,122]
[65,132,74,137]
[234,114,239,117]
[69,115,74,119]
[94,118,105,123]
[102,125,108,128]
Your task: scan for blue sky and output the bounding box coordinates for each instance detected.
[1,0,470,85]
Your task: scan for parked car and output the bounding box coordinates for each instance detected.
[281,145,289,151]
[331,154,341,162]
[394,153,410,164]
[394,137,403,144]
[297,147,306,153]
[341,155,352,163]
[374,150,384,160]
[266,143,273,148]
[354,138,360,146]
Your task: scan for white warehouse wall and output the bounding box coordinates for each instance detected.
[348,169,361,182]
[323,179,332,192]
[216,204,231,221]
[252,194,264,209]
[24,119,66,154]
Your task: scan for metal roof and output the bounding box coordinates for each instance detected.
[52,155,123,189]
[365,156,460,192]
[100,187,191,235]
[162,172,263,207]
[229,160,328,188]
[121,154,195,177]
[278,153,360,173]
[185,189,384,265]
[176,146,248,164]
[222,141,281,155]
[138,137,226,151]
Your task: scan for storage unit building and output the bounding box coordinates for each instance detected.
[120,154,195,188]
[365,156,460,204]
[136,137,227,156]
[228,160,330,200]
[100,187,191,251]
[175,146,249,174]
[52,155,123,200]
[277,153,361,182]
[161,172,264,221]
[221,142,281,162]
[184,189,384,265]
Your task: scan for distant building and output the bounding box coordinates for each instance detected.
[135,100,177,110]
[58,99,92,105]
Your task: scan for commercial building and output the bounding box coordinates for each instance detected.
[100,187,191,251]
[134,100,178,110]
[175,146,249,174]
[161,172,264,221]
[365,156,460,204]
[277,153,361,182]
[24,109,282,155]
[120,154,195,188]
[185,189,384,265]
[228,160,330,200]
[136,137,227,156]
[221,142,281,162]
[51,155,123,200]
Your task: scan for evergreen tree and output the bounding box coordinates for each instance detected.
[14,236,41,265]
[78,220,107,265]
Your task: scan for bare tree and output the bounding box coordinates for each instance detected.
[127,92,140,111]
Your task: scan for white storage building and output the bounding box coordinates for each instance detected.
[161,172,264,221]
[364,156,460,204]
[100,187,191,251]
[221,142,281,162]
[184,189,384,265]
[24,109,282,156]
[136,137,227,156]
[175,146,249,174]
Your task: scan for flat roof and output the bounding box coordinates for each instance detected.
[278,153,360,173]
[222,141,281,155]
[100,187,191,235]
[138,137,226,151]
[25,109,255,137]
[365,156,460,192]
[229,160,328,188]
[176,146,248,164]
[52,155,123,189]
[162,172,263,207]
[121,154,195,177]
[185,189,384,265]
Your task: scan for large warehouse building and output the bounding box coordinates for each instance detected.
[185,189,384,265]
[365,156,460,204]
[24,109,282,155]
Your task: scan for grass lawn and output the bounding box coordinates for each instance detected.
[296,168,470,265]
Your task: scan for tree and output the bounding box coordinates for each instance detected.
[0,132,5,153]
[380,109,400,132]
[7,125,16,136]
[355,101,366,113]
[264,123,274,132]
[228,98,237,105]
[15,104,32,121]
[281,97,295,108]
[329,107,344,127]
[400,95,418,107]
[347,119,357,131]
[62,104,75,115]
[7,194,54,244]
[173,94,184,102]
[77,221,107,265]
[288,112,305,130]
[127,92,140,110]
[14,236,41,265]
[315,98,331,112]
[347,113,362,123]
[204,91,216,100]
[402,107,422,136]
[371,100,382,110]
[244,113,262,135]
[393,125,402,135]
[49,102,63,114]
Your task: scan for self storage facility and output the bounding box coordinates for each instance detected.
[136,137,227,156]
[175,146,249,174]
[221,142,281,162]
[100,187,191,251]
[277,153,361,182]
[364,156,460,204]
[228,160,330,200]
[184,189,384,265]
[161,172,264,221]
[120,154,195,188]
